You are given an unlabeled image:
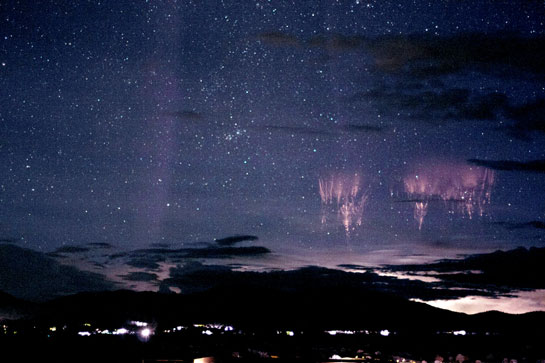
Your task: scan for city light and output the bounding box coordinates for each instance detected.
[113,328,129,335]
[140,328,152,339]
[131,321,148,327]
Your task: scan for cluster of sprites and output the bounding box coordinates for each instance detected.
[319,162,495,232]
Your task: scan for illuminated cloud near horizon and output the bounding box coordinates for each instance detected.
[319,173,368,235]
[403,162,495,230]
[411,289,545,314]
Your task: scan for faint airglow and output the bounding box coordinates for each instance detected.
[319,172,368,235]
[403,162,495,229]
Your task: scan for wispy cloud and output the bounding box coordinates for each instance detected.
[256,32,301,47]
[257,32,545,76]
[120,271,159,282]
[468,159,545,173]
[214,235,258,246]
[256,124,385,137]
[506,98,545,139]
[162,110,205,121]
[384,246,545,291]
[0,237,20,244]
[53,245,90,254]
[161,262,498,302]
[87,242,113,249]
[492,221,545,230]
[257,125,334,136]
[352,87,508,123]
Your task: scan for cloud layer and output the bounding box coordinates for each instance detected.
[468,159,545,173]
[0,245,115,301]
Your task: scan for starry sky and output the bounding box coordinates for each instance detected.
[1,1,545,311]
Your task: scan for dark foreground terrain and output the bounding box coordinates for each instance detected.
[1,285,544,362]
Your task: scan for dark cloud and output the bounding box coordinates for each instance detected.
[0,245,115,301]
[214,235,258,246]
[130,245,271,259]
[493,221,545,231]
[183,246,270,258]
[337,264,368,271]
[108,252,128,259]
[343,124,385,133]
[256,32,300,47]
[258,124,385,137]
[524,221,545,230]
[162,262,497,301]
[126,257,164,270]
[257,32,545,76]
[0,238,19,244]
[352,83,545,141]
[353,87,508,123]
[354,86,469,109]
[45,252,66,258]
[163,110,204,121]
[262,32,541,138]
[53,245,90,254]
[362,33,545,76]
[120,271,159,282]
[131,247,180,255]
[468,159,545,173]
[258,125,333,136]
[150,242,171,248]
[86,242,113,249]
[121,237,270,271]
[394,198,437,204]
[506,98,545,139]
[258,32,364,51]
[386,246,545,291]
[161,261,234,294]
[458,92,510,120]
[308,34,364,51]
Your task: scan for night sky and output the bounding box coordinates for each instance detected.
[1,1,545,312]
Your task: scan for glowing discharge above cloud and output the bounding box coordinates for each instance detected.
[319,173,368,235]
[403,163,495,230]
